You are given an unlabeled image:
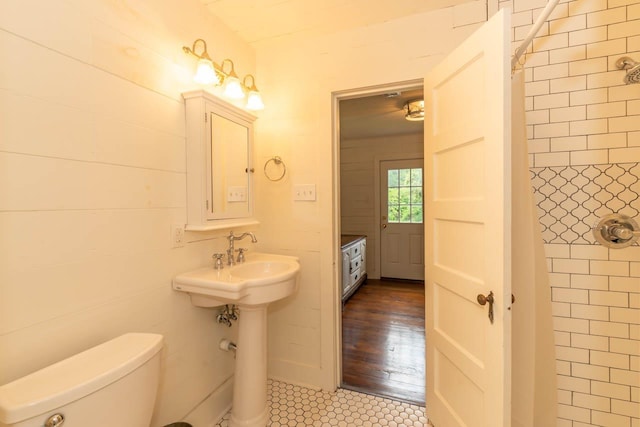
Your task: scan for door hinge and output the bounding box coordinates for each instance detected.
[204,112,207,123]
[206,199,209,209]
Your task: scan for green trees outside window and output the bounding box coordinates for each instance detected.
[387,168,423,223]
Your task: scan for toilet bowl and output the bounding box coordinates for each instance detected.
[0,333,163,427]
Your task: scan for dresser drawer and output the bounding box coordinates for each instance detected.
[350,256,362,273]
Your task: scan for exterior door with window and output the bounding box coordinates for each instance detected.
[380,158,425,280]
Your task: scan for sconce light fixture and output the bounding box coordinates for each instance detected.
[183,39,265,110]
[404,99,424,121]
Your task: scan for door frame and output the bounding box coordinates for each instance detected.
[374,154,424,280]
[331,79,424,388]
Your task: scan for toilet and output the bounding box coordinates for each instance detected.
[0,333,163,427]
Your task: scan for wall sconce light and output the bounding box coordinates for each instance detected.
[404,99,424,121]
[183,39,265,110]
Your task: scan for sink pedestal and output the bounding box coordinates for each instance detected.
[230,305,269,427]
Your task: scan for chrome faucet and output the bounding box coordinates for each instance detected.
[226,231,257,265]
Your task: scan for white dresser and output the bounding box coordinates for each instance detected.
[341,235,367,302]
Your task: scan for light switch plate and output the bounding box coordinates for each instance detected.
[293,184,316,201]
[228,186,247,202]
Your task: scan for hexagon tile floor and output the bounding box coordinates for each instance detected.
[215,379,429,426]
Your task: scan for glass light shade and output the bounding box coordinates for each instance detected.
[193,58,219,85]
[404,100,424,121]
[245,90,265,110]
[223,76,245,99]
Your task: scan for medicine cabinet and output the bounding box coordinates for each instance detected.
[183,90,258,230]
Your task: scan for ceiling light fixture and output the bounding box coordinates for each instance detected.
[404,99,424,121]
[183,39,265,110]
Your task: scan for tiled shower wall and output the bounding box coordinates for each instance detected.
[502,0,640,425]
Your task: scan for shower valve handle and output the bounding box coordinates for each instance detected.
[477,291,494,324]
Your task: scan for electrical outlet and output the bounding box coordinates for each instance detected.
[171,224,185,248]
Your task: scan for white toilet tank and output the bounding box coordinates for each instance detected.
[0,333,163,427]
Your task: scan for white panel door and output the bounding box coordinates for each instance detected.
[380,158,425,280]
[424,9,511,427]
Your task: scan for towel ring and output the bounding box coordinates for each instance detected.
[264,156,286,181]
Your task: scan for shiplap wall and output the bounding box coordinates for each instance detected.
[503,0,640,425]
[0,1,257,425]
[340,133,423,279]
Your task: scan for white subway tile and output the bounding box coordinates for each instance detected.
[558,389,572,405]
[569,26,608,46]
[609,276,640,292]
[587,101,627,119]
[556,330,572,346]
[611,399,640,418]
[513,0,547,12]
[554,301,572,317]
[592,411,632,427]
[550,272,572,288]
[534,63,570,80]
[609,19,640,39]
[555,316,590,333]
[592,379,632,399]
[590,290,630,307]
[551,105,586,122]
[632,325,640,341]
[571,303,610,320]
[630,35,640,52]
[591,320,630,338]
[550,45,586,64]
[590,260,630,276]
[549,14,587,33]
[512,9,533,27]
[631,355,639,371]
[632,387,640,404]
[571,244,609,260]
[590,350,629,372]
[525,79,550,96]
[610,148,640,164]
[587,7,628,27]
[528,138,551,153]
[609,0,640,7]
[588,70,628,88]
[611,338,640,356]
[588,132,627,149]
[572,391,611,411]
[571,274,609,290]
[630,3,640,20]
[533,33,569,52]
[527,109,550,124]
[570,118,608,135]
[632,262,640,277]
[554,287,590,303]
[569,57,608,75]
[629,100,640,116]
[631,293,640,309]
[523,50,550,67]
[570,88,608,105]
[611,368,640,387]
[551,75,588,93]
[535,92,570,109]
[570,149,609,165]
[551,136,587,151]
[557,345,590,363]
[535,122,571,138]
[587,38,628,59]
[611,307,640,324]
[610,116,640,132]
[568,0,608,16]
[557,403,591,423]
[557,374,591,393]
[630,132,640,147]
[554,258,590,274]
[609,84,640,102]
[611,247,640,262]
[545,244,571,258]
[572,332,610,349]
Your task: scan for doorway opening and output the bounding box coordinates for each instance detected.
[337,84,426,405]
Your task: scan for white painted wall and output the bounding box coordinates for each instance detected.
[0,1,257,425]
[253,2,488,390]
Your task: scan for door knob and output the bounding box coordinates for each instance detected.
[477,291,494,324]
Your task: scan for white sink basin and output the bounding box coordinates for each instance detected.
[173,252,300,307]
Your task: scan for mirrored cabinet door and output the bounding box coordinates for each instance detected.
[183,90,257,231]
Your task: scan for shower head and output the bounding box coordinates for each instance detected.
[615,56,640,84]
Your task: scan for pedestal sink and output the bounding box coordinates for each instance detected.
[173,253,300,427]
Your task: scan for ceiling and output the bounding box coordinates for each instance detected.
[200,0,477,44]
[339,89,424,140]
[200,1,440,139]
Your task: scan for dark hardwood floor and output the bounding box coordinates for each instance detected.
[341,278,425,405]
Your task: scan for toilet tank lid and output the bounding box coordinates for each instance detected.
[0,333,163,424]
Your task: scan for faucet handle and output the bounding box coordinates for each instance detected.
[236,248,248,263]
[212,253,225,270]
